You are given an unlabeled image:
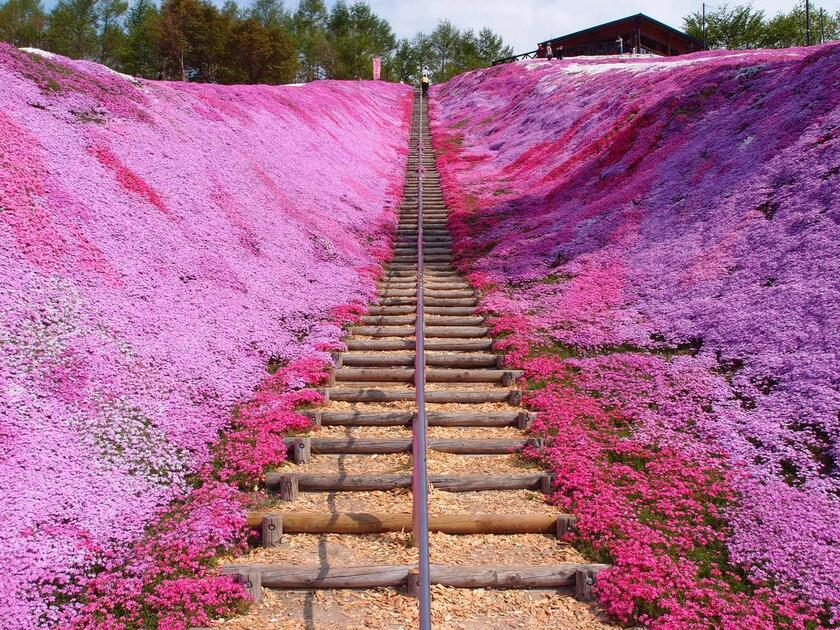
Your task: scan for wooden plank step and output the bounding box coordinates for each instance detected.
[384,269,456,277]
[365,306,417,315]
[391,249,453,255]
[265,472,547,493]
[333,368,519,384]
[350,326,415,337]
[321,388,520,404]
[340,353,498,368]
[377,284,468,292]
[224,563,609,591]
[344,339,493,351]
[245,512,562,534]
[426,326,488,337]
[349,326,487,338]
[305,410,532,427]
[424,306,477,316]
[425,298,478,306]
[388,266,455,273]
[285,437,536,454]
[378,289,472,299]
[360,316,483,326]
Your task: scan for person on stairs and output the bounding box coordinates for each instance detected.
[420,66,430,97]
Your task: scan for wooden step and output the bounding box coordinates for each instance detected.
[306,410,532,428]
[265,472,547,493]
[426,298,478,306]
[321,388,520,404]
[384,269,456,277]
[344,339,493,351]
[222,563,608,594]
[340,353,499,368]
[350,326,415,337]
[378,289,472,299]
[423,306,477,315]
[349,326,487,338]
[333,368,519,384]
[245,512,564,534]
[360,316,483,326]
[286,437,538,455]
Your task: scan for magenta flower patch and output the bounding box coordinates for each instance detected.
[430,46,839,626]
[0,44,411,627]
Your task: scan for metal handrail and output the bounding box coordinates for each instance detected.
[412,90,432,630]
[492,49,538,65]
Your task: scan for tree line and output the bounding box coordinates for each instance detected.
[683,2,839,49]
[0,0,512,83]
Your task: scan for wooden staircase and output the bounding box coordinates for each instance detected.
[218,91,608,628]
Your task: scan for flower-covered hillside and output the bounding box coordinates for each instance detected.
[0,44,410,627]
[431,46,839,626]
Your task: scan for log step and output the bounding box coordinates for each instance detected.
[377,297,475,307]
[344,339,493,351]
[333,368,520,384]
[285,437,538,455]
[350,326,487,338]
[223,563,609,591]
[378,290,472,298]
[340,353,499,368]
[366,306,476,316]
[321,388,520,404]
[360,316,483,326]
[265,472,548,493]
[305,410,533,427]
[245,512,563,534]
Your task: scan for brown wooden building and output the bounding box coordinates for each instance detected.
[494,14,703,64]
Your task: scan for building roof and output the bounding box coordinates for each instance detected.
[539,13,703,48]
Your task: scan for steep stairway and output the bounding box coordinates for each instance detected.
[214,91,611,629]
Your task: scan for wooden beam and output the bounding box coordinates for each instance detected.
[286,438,529,455]
[265,473,548,494]
[308,410,527,427]
[245,512,561,534]
[261,513,283,547]
[228,563,610,590]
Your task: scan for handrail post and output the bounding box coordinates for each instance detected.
[412,89,432,630]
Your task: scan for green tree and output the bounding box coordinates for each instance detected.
[96,0,127,65]
[684,2,839,49]
[474,27,512,65]
[222,15,294,83]
[327,0,394,79]
[683,3,766,49]
[391,36,419,82]
[426,19,461,80]
[763,2,840,47]
[249,0,285,28]
[292,0,331,80]
[189,0,229,81]
[0,0,46,47]
[396,20,510,84]
[46,0,98,58]
[121,0,159,77]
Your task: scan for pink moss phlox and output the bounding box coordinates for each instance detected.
[430,45,840,625]
[0,43,412,627]
[69,358,334,628]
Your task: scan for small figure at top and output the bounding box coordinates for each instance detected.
[546,42,554,60]
[616,36,624,54]
[556,45,564,60]
[537,43,546,58]
[420,66,430,97]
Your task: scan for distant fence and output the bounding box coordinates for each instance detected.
[493,42,657,65]
[492,50,538,65]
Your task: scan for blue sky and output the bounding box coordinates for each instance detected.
[312,0,840,52]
